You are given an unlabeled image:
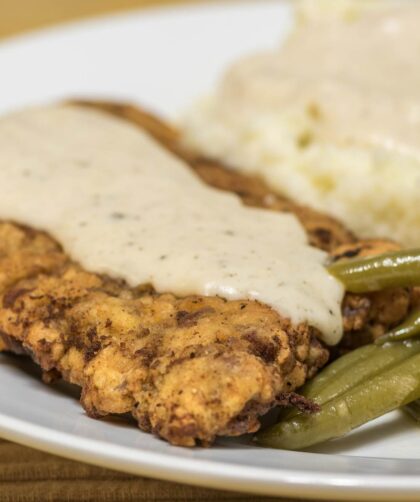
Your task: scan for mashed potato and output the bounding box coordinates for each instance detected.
[182,0,420,247]
[297,0,396,23]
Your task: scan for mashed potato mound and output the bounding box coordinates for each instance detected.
[182,0,420,247]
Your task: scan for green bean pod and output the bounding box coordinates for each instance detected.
[327,249,420,293]
[257,351,420,450]
[376,309,420,345]
[297,344,377,399]
[282,340,420,422]
[404,399,420,424]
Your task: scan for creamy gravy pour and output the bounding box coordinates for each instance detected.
[0,106,343,344]
[219,2,420,158]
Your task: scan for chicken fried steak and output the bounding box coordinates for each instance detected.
[0,102,415,446]
[0,221,328,446]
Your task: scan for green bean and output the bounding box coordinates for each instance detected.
[280,344,377,420]
[404,399,420,424]
[376,310,420,345]
[300,344,377,396]
[327,249,420,293]
[282,340,420,421]
[257,351,420,450]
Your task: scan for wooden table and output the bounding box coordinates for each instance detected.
[0,1,337,500]
[0,0,197,38]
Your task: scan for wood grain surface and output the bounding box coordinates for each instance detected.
[0,436,293,501]
[0,0,198,38]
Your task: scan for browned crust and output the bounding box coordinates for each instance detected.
[0,221,328,445]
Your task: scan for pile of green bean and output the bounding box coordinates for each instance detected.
[257,249,420,450]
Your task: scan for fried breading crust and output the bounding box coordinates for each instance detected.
[0,102,415,446]
[0,222,327,446]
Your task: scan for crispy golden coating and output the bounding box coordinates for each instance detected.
[0,102,415,446]
[0,222,327,446]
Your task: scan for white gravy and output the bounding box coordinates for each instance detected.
[0,106,344,344]
[219,2,420,158]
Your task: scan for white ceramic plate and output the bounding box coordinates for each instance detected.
[0,1,419,500]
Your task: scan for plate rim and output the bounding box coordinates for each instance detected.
[1,408,420,501]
